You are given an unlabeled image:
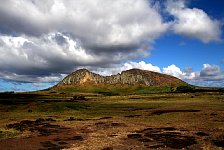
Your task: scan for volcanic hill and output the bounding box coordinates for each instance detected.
[56,68,185,87]
[49,69,189,94]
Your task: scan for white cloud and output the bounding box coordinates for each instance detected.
[0,0,169,47]
[162,64,199,80]
[166,0,222,43]
[123,61,161,73]
[0,33,98,73]
[0,0,169,82]
[163,64,183,78]
[0,71,66,83]
[162,63,224,86]
[91,61,161,76]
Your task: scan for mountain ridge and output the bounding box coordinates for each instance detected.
[56,68,186,87]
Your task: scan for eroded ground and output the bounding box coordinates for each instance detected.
[0,92,224,150]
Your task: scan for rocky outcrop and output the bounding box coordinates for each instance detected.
[56,68,185,87]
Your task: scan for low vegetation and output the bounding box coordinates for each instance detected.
[0,90,223,149]
[0,128,21,139]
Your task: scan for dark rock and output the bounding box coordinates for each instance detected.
[67,135,83,141]
[102,147,113,150]
[210,113,217,116]
[45,118,56,122]
[99,117,113,120]
[127,134,142,139]
[196,132,209,136]
[58,141,68,145]
[71,95,86,101]
[151,109,200,115]
[138,138,152,142]
[134,127,197,149]
[213,140,224,147]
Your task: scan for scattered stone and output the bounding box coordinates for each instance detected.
[129,127,197,149]
[7,118,62,136]
[138,138,152,142]
[127,134,142,139]
[99,117,113,120]
[40,141,64,150]
[71,95,86,101]
[102,147,113,150]
[111,123,121,126]
[148,133,196,149]
[58,141,68,145]
[124,115,141,118]
[95,122,105,125]
[108,134,117,137]
[210,113,217,116]
[67,117,76,121]
[45,118,56,122]
[213,140,224,147]
[196,132,209,136]
[159,127,176,131]
[151,109,200,115]
[53,138,62,142]
[67,135,83,141]
[149,144,165,149]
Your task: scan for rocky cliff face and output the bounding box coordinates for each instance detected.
[56,68,185,87]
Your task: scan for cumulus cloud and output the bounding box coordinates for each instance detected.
[0,0,169,49]
[162,63,224,86]
[200,64,224,81]
[163,64,183,78]
[0,33,101,80]
[0,71,66,83]
[0,0,169,82]
[0,0,223,89]
[91,61,161,76]
[122,61,161,73]
[166,0,222,43]
[162,64,199,80]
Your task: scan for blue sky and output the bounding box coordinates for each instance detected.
[147,34,224,70]
[0,0,223,92]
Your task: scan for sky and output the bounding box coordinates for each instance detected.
[0,0,224,92]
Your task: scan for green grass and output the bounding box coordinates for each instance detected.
[36,102,89,113]
[53,85,182,95]
[0,92,223,123]
[0,128,21,139]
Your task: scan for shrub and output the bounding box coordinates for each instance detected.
[176,86,194,93]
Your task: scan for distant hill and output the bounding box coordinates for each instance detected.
[56,68,185,87]
[49,69,188,95]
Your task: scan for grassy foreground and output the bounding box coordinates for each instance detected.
[0,91,223,149]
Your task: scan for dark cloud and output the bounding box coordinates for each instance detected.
[0,0,169,82]
[183,67,194,74]
[200,64,221,77]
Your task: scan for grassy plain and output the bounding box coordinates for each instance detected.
[0,91,223,149]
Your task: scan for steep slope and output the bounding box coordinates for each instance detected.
[56,68,185,87]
